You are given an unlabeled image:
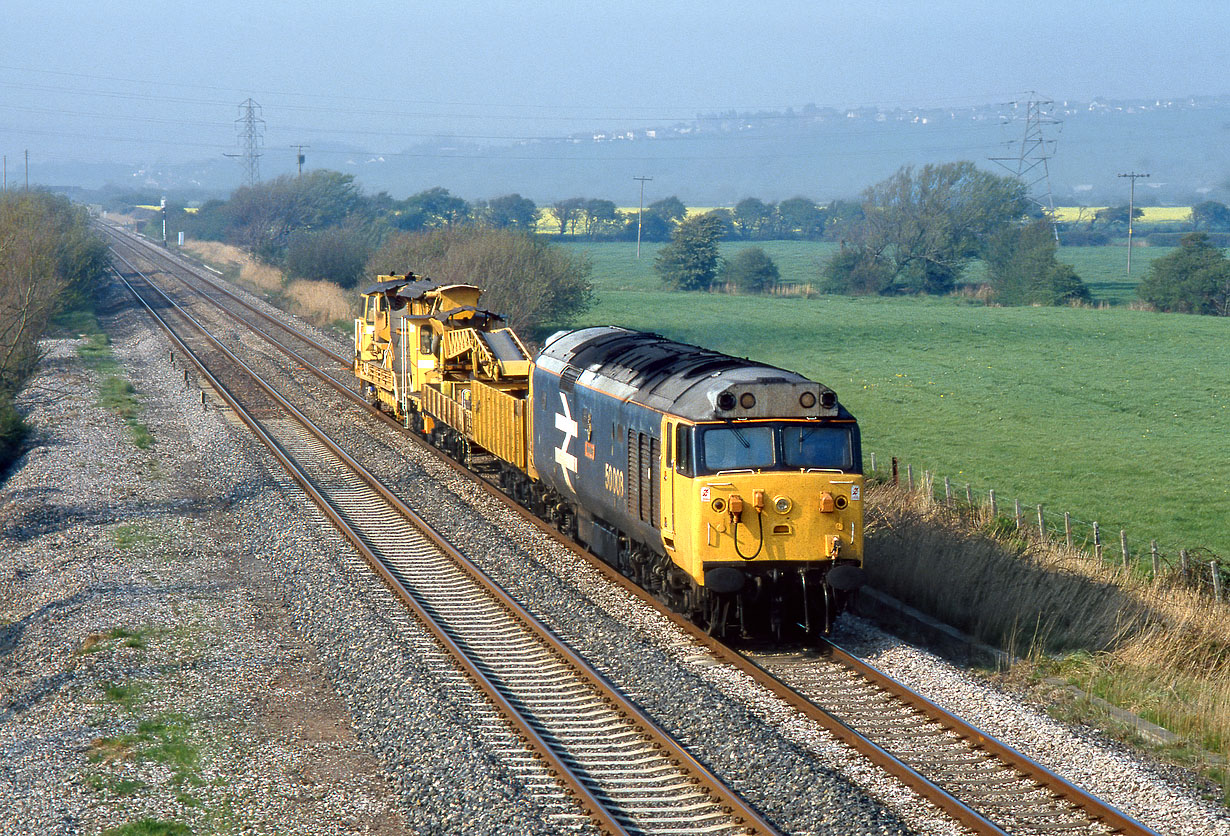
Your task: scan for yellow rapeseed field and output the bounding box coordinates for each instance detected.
[538,205,1195,233]
[1053,206,1191,223]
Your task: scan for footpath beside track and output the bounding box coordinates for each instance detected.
[104,225,1176,836]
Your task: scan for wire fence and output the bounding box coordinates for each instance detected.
[867,452,1228,603]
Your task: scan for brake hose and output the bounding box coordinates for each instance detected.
[733,510,765,561]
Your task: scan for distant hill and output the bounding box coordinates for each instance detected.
[34,95,1230,207]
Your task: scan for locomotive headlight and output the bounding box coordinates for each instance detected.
[717,391,736,411]
[740,392,756,409]
[773,495,791,514]
[799,391,817,409]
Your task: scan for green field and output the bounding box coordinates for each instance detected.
[560,239,1177,304]
[559,241,1230,558]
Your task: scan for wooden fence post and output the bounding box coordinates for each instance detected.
[1120,530,1130,569]
[892,457,899,486]
[1180,549,1190,579]
[1037,505,1046,541]
[1014,499,1023,531]
[907,464,914,492]
[1212,562,1223,602]
[965,483,973,505]
[870,452,876,473]
[1093,522,1102,561]
[1064,512,1072,549]
[1150,540,1159,578]
[989,489,997,518]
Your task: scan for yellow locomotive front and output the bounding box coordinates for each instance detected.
[534,327,866,641]
[662,415,864,637]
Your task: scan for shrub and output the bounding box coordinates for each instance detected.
[720,247,780,293]
[369,227,592,337]
[655,214,726,291]
[284,227,372,289]
[1137,232,1230,315]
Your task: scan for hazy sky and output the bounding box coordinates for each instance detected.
[3,1,1228,169]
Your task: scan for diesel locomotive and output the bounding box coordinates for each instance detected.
[354,273,866,639]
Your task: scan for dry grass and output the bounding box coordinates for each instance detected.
[180,240,356,331]
[865,481,1230,791]
[284,279,357,328]
[181,240,283,294]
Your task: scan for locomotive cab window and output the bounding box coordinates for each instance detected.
[702,426,775,471]
[782,425,855,470]
[696,422,856,474]
[419,326,433,354]
[675,424,693,477]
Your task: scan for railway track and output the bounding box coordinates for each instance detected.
[102,225,1165,836]
[105,238,779,836]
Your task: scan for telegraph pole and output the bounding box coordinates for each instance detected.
[1118,171,1150,274]
[634,175,653,258]
[291,144,309,176]
[25,149,29,191]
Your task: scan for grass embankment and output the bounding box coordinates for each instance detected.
[179,240,357,332]
[866,481,1230,801]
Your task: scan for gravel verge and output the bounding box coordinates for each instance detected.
[0,279,568,835]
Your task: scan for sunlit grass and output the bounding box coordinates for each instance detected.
[577,286,1230,557]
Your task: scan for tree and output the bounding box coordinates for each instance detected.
[832,162,1029,295]
[224,170,366,259]
[1191,200,1230,232]
[733,197,774,239]
[819,245,893,295]
[648,196,686,224]
[720,247,780,293]
[477,193,538,231]
[368,227,593,335]
[1092,204,1142,228]
[1137,232,1230,315]
[0,192,108,467]
[285,226,374,288]
[821,200,865,241]
[983,220,1091,306]
[777,197,824,239]
[551,197,586,236]
[396,186,469,230]
[581,199,620,239]
[655,214,726,291]
[621,212,672,243]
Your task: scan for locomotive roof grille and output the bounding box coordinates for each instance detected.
[539,327,842,421]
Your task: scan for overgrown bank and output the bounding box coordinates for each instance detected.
[0,191,109,469]
[865,481,1230,803]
